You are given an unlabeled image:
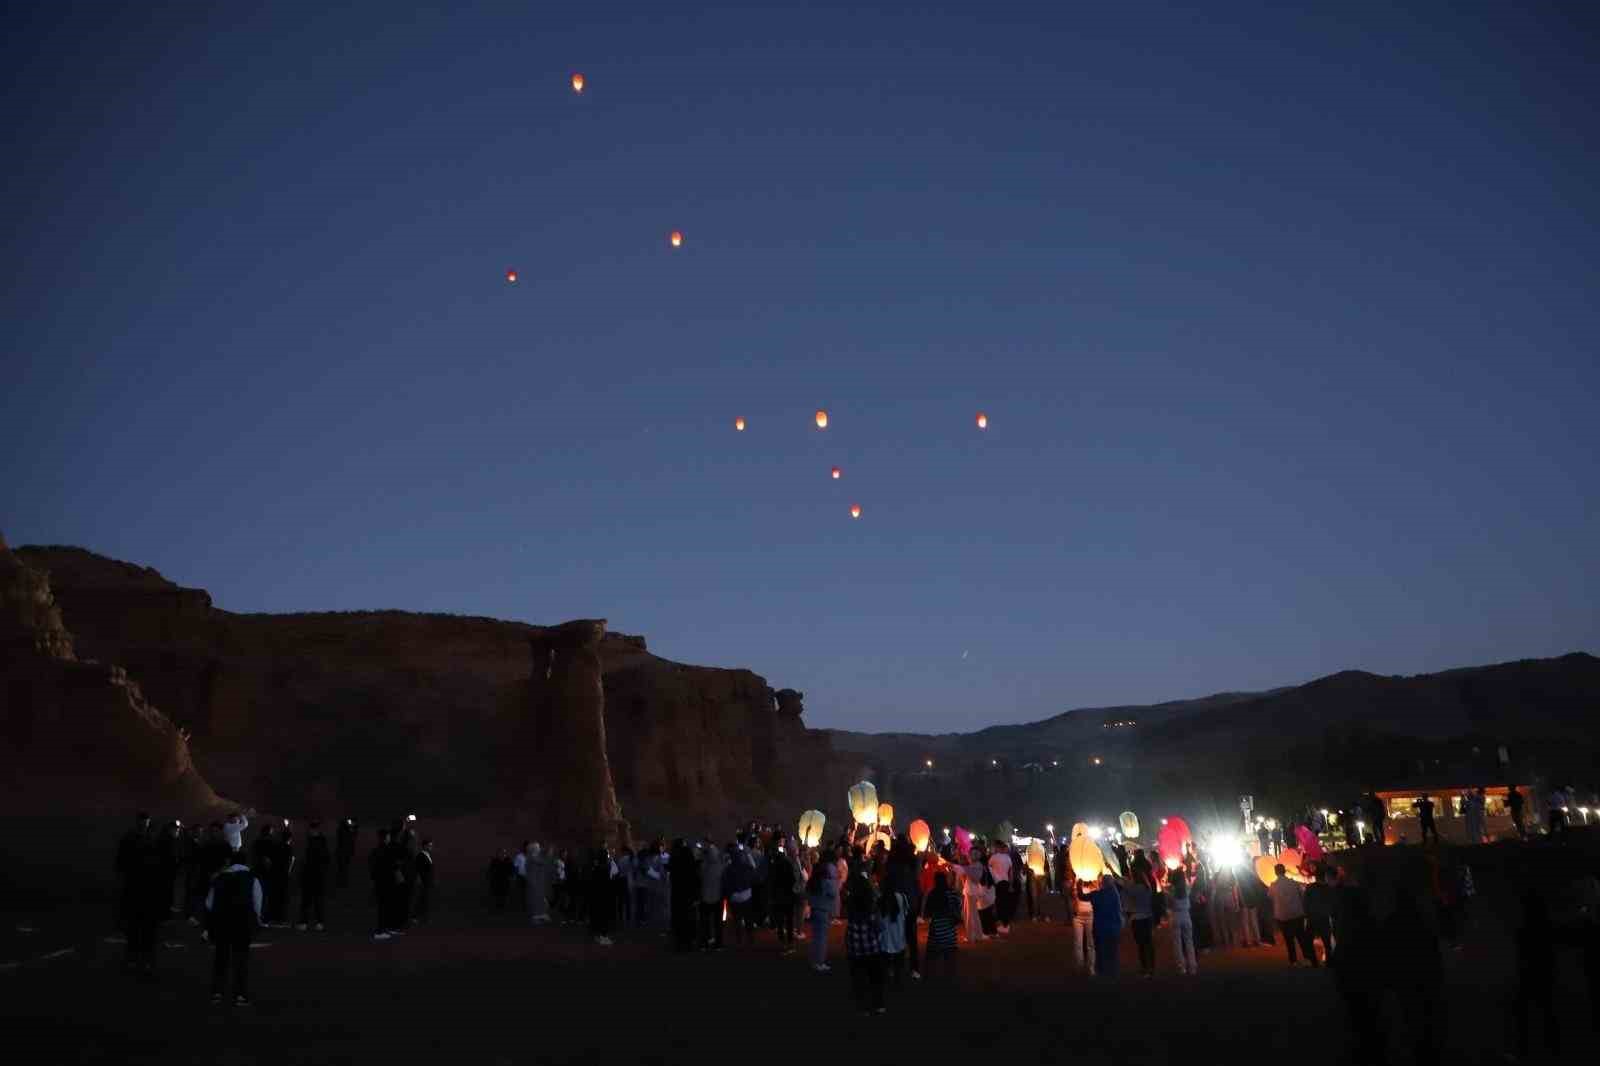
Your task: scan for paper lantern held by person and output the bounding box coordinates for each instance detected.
[1157,816,1192,870]
[1069,834,1106,880]
[847,781,879,826]
[876,802,894,828]
[1026,841,1047,878]
[1119,811,1140,839]
[1253,853,1280,886]
[797,809,825,848]
[908,819,931,853]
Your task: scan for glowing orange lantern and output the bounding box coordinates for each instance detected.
[976,412,988,429]
[849,504,861,519]
[669,230,683,248]
[1253,854,1279,886]
[571,73,585,93]
[1279,847,1305,881]
[1026,841,1047,878]
[814,410,828,429]
[505,269,518,284]
[734,417,746,431]
[876,803,894,828]
[1069,835,1106,881]
[797,809,826,848]
[847,781,879,826]
[830,466,841,479]
[908,819,931,853]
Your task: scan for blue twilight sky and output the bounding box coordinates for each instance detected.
[4,2,1597,732]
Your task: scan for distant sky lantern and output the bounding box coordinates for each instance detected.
[877,802,894,828]
[976,412,988,429]
[571,73,585,93]
[849,504,861,519]
[669,230,683,247]
[847,781,879,826]
[734,417,746,431]
[1157,816,1192,871]
[797,809,826,848]
[1119,811,1140,839]
[505,269,518,284]
[830,466,841,479]
[908,819,931,853]
[1026,841,1048,878]
[814,409,828,429]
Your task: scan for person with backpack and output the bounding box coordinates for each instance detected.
[205,854,263,1006]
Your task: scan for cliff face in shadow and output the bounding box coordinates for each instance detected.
[1,536,220,816]
[13,546,842,840]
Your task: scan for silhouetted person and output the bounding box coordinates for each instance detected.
[251,825,277,921]
[335,817,356,889]
[157,820,183,917]
[1418,795,1438,845]
[267,823,294,926]
[369,828,399,939]
[115,812,159,975]
[297,820,330,930]
[412,838,435,924]
[1508,785,1526,839]
[1382,889,1443,1066]
[1332,885,1384,1064]
[1509,887,1559,1058]
[205,852,262,1005]
[668,838,699,951]
[488,848,513,910]
[587,847,614,945]
[1305,867,1337,964]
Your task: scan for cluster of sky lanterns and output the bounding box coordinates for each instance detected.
[502,72,991,525]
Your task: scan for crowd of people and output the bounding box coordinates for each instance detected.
[112,800,1598,1054]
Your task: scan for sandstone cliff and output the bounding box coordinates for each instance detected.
[0,535,220,816]
[12,546,842,839]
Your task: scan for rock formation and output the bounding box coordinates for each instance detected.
[1,534,220,815]
[12,545,844,839]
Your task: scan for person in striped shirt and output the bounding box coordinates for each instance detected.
[922,871,961,977]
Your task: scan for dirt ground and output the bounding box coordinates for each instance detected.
[2,832,1596,1066]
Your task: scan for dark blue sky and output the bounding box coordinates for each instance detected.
[6,2,1597,732]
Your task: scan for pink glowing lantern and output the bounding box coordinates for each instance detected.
[1156,816,1192,871]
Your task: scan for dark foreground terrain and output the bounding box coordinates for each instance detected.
[3,834,1597,1066]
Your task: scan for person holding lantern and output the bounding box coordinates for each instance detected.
[885,836,922,978]
[1167,865,1198,975]
[1068,872,1096,974]
[1087,873,1124,977]
[1269,863,1315,966]
[805,847,839,972]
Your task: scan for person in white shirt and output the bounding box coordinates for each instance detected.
[1268,866,1316,966]
[988,848,1014,933]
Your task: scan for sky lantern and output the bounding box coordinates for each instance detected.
[1119,811,1140,839]
[1026,841,1048,878]
[669,230,683,247]
[976,412,988,429]
[734,417,746,431]
[953,827,973,859]
[1278,847,1305,881]
[1294,824,1324,861]
[830,466,841,479]
[505,269,518,284]
[877,802,895,828]
[1069,834,1107,880]
[1157,816,1193,870]
[814,409,828,429]
[908,819,931,853]
[849,504,862,519]
[797,809,826,848]
[570,73,585,93]
[847,781,879,826]
[1253,854,1280,886]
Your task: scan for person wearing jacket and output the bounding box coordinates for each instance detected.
[885,837,922,978]
[1168,866,1198,975]
[205,857,263,1006]
[524,843,553,924]
[296,820,331,930]
[369,828,399,939]
[768,840,797,952]
[806,847,840,972]
[697,843,725,950]
[668,839,699,951]
[721,844,756,947]
[1088,873,1124,978]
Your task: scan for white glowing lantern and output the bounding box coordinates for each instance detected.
[1119,811,1140,838]
[847,781,879,826]
[797,809,826,848]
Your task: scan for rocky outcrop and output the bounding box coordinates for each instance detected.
[13,545,842,838]
[1,535,220,815]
